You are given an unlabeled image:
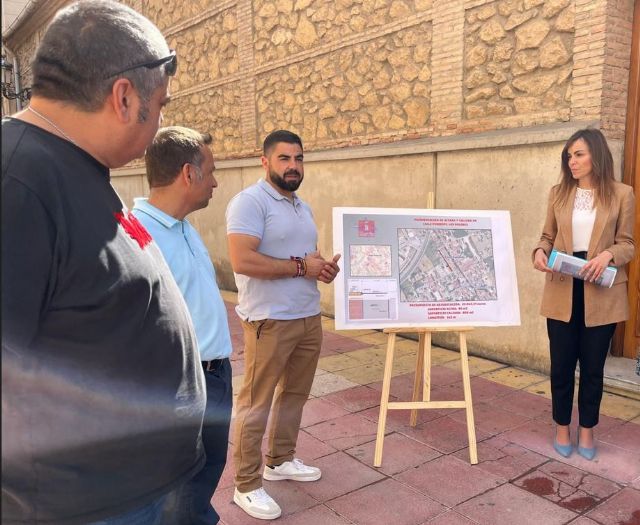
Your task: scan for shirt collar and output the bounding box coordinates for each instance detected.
[258,178,299,203]
[132,197,184,229]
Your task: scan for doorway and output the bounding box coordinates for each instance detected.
[612,0,640,360]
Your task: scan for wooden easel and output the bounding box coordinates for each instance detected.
[373,327,478,466]
[371,191,478,466]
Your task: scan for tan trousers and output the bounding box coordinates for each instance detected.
[233,314,322,492]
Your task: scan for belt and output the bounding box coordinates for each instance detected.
[202,359,225,372]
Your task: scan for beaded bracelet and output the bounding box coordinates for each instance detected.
[290,256,306,278]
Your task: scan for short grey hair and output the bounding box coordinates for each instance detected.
[31,0,171,112]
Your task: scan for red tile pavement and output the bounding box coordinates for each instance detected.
[216,448,235,491]
[367,366,469,396]
[399,415,491,455]
[496,388,553,419]
[432,375,516,404]
[599,421,640,452]
[424,511,477,524]
[538,461,621,499]
[502,419,640,484]
[327,478,446,525]
[514,470,603,513]
[456,483,578,524]
[567,518,600,525]
[451,436,547,481]
[319,346,341,358]
[395,455,504,507]
[293,429,338,461]
[322,384,386,412]
[448,401,532,437]
[305,413,380,450]
[321,334,372,353]
[275,505,353,525]
[296,451,385,501]
[366,369,516,406]
[367,371,429,401]
[218,300,640,525]
[500,417,556,454]
[300,397,350,428]
[584,487,640,524]
[345,432,441,475]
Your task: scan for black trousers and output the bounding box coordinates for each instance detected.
[547,277,615,428]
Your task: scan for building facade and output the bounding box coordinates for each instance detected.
[3,0,639,375]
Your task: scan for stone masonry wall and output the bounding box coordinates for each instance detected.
[253,0,432,66]
[166,9,239,94]
[255,22,432,143]
[6,0,636,160]
[463,0,574,122]
[167,84,244,155]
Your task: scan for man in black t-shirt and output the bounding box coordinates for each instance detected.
[1,2,206,524]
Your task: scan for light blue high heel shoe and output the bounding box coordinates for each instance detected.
[554,439,573,458]
[578,444,596,460]
[553,428,573,458]
[577,429,596,460]
[553,426,573,457]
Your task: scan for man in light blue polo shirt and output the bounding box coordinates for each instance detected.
[226,130,340,520]
[132,127,232,525]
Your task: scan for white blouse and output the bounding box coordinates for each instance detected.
[572,187,596,252]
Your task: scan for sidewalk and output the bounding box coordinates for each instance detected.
[217,292,640,525]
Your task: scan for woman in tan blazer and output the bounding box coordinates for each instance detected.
[533,128,635,460]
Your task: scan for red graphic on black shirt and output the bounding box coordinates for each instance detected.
[114,211,152,249]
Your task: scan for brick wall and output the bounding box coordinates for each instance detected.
[601,0,634,139]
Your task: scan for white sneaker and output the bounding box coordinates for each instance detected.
[263,458,322,482]
[233,487,282,520]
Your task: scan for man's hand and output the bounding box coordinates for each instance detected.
[318,254,341,283]
[303,252,328,279]
[579,250,613,283]
[304,252,341,283]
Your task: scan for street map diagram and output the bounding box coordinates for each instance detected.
[398,228,497,302]
[350,245,392,277]
[333,208,520,329]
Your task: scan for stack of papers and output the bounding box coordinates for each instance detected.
[546,249,617,288]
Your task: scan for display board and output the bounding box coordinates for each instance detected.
[333,207,520,329]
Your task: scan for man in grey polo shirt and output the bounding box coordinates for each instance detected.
[226,130,340,520]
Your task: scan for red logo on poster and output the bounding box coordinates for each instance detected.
[358,219,375,237]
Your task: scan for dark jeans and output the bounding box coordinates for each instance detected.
[163,359,233,525]
[547,278,616,428]
[89,495,167,525]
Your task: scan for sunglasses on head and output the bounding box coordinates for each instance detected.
[104,49,177,79]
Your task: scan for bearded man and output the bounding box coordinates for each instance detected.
[226,130,340,520]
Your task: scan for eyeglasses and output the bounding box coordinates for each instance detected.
[103,49,177,79]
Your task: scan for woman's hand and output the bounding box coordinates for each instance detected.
[579,250,614,283]
[533,249,552,273]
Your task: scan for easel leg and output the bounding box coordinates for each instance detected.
[423,331,432,403]
[374,333,396,467]
[459,332,478,464]
[410,332,425,427]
